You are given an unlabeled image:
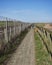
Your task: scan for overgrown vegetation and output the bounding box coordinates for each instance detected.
[0,28,28,65]
[37,27,52,57]
[0,21,15,27]
[35,23,45,27]
[34,32,52,65]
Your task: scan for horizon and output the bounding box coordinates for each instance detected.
[0,0,52,23]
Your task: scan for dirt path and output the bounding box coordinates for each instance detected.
[6,29,35,65]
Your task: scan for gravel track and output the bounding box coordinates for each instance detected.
[6,29,35,65]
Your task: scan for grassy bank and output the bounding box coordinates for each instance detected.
[34,32,52,65]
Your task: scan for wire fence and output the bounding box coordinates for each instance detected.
[0,16,31,51]
[36,26,52,58]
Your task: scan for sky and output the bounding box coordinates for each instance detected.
[0,0,52,23]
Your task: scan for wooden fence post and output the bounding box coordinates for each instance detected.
[4,28,8,43]
[18,24,22,34]
[13,21,16,36]
[9,27,12,40]
[4,18,8,43]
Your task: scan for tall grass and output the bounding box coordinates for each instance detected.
[34,32,52,65]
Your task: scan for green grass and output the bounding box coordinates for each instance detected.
[0,55,9,64]
[0,21,15,27]
[34,32,52,65]
[0,21,5,26]
[35,23,45,27]
[38,29,52,55]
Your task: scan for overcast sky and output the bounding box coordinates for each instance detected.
[0,0,52,23]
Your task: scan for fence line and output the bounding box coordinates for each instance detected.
[0,16,31,51]
[36,26,52,58]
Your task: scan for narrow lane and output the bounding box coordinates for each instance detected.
[7,29,35,65]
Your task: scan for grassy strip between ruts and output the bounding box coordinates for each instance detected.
[34,32,52,65]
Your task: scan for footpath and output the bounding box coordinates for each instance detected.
[6,29,35,65]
